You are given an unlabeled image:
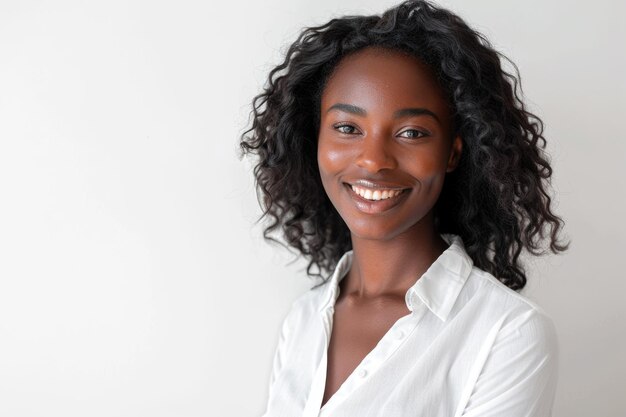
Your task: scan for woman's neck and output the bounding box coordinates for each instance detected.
[343,216,448,300]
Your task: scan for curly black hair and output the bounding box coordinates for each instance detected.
[238,0,568,291]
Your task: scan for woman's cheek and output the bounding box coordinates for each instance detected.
[318,139,353,174]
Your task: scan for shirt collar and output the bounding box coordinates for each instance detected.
[317,234,474,322]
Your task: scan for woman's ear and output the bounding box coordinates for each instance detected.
[446,135,463,173]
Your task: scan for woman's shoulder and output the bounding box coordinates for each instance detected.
[468,265,552,314]
[461,265,559,350]
[454,267,560,415]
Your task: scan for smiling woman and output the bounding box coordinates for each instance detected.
[239,1,568,416]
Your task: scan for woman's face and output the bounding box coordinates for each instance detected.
[317,47,462,241]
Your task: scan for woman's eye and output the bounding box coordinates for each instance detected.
[333,124,359,135]
[399,129,427,139]
[332,124,427,138]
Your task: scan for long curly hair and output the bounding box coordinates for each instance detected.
[238,0,568,291]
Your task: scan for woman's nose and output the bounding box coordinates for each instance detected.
[355,134,398,172]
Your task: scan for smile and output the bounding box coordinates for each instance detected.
[344,183,410,214]
[349,184,404,200]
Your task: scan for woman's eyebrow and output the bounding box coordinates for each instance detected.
[326,103,439,122]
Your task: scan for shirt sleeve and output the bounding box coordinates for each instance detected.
[262,300,297,416]
[267,310,291,390]
[458,307,560,417]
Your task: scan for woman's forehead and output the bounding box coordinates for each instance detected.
[320,47,450,118]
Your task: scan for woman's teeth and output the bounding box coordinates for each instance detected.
[350,185,405,201]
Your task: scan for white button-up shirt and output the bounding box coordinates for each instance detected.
[260,234,559,417]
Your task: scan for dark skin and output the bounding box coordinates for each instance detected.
[316,46,463,407]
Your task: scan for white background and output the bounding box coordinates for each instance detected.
[0,0,624,416]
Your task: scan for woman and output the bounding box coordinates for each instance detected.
[239,1,568,416]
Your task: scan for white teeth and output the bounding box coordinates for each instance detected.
[350,185,404,201]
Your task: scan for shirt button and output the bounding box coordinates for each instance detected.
[357,368,368,378]
[394,329,405,339]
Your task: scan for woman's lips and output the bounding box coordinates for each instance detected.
[344,183,410,214]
